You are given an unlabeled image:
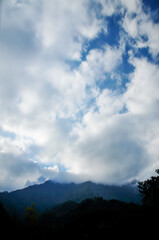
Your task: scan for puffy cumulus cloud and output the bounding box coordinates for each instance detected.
[60,117,148,184]
[0,150,67,191]
[0,0,108,191]
[30,44,123,164]
[0,134,83,191]
[0,135,33,155]
[98,0,159,58]
[125,58,159,115]
[121,0,142,13]
[0,0,159,191]
[0,133,41,191]
[1,0,104,60]
[2,56,158,189]
[122,2,159,58]
[36,0,104,51]
[97,0,119,16]
[0,35,123,162]
[79,45,123,84]
[58,57,159,184]
[98,0,142,16]
[0,0,107,124]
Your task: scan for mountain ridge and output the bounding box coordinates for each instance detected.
[0,180,141,218]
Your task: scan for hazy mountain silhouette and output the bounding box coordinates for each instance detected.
[0,180,140,218]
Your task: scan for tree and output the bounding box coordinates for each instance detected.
[138,169,159,208]
[25,203,39,226]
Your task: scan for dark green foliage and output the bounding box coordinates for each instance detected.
[138,169,159,207]
[25,203,39,225]
[0,196,158,240]
[30,197,158,239]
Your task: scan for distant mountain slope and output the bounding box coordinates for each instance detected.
[0,181,141,218]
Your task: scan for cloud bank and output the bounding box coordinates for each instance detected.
[0,0,159,191]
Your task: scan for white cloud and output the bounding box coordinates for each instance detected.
[98,0,142,17]
[44,165,59,173]
[0,135,33,155]
[125,58,159,114]
[57,57,159,184]
[79,45,123,87]
[98,0,119,16]
[35,0,105,60]
[121,0,142,13]
[18,89,41,115]
[122,4,159,58]
[0,0,159,191]
[98,0,159,58]
[58,114,149,184]
[139,19,159,57]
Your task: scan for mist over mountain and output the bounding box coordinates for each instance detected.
[0,180,140,218]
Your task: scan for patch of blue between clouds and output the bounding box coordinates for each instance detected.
[135,47,159,65]
[81,14,122,62]
[95,45,135,93]
[67,12,137,93]
[65,8,159,121]
[142,0,159,23]
[119,104,128,114]
[0,127,16,140]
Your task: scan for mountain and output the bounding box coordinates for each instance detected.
[0,180,141,218]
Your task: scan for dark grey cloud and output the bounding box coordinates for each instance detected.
[0,153,41,191]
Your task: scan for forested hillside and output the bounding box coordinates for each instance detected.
[0,170,159,239]
[0,181,140,218]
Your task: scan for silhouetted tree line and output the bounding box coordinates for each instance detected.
[1,169,159,239]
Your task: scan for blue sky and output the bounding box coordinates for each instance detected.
[0,0,159,191]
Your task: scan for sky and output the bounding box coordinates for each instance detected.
[0,0,159,191]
